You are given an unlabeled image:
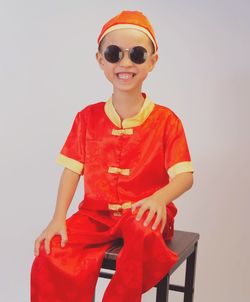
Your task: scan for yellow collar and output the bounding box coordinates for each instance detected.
[104,92,155,128]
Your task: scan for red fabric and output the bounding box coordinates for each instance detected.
[59,92,191,234]
[31,207,178,302]
[164,111,192,172]
[60,111,86,168]
[31,91,193,301]
[59,92,192,240]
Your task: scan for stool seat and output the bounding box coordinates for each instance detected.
[94,230,200,302]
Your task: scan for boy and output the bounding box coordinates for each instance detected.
[30,10,194,302]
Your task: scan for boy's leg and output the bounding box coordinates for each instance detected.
[30,210,118,302]
[102,208,178,302]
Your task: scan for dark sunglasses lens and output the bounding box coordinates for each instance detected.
[130,46,147,64]
[104,45,121,63]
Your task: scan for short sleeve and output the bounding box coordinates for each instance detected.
[55,111,86,175]
[164,113,194,180]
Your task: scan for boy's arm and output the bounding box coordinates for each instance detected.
[52,167,81,221]
[34,168,80,256]
[152,172,193,206]
[131,172,193,233]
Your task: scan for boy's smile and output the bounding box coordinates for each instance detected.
[116,72,136,82]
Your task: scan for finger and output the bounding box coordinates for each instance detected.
[44,237,52,255]
[161,217,166,233]
[60,230,68,247]
[34,236,43,256]
[135,205,148,221]
[152,210,162,231]
[143,209,156,227]
[160,212,167,233]
[131,200,143,213]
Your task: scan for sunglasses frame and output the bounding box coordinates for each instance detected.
[102,44,153,64]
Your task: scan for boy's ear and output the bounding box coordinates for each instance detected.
[96,51,105,70]
[148,53,158,72]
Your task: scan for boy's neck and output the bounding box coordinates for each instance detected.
[111,89,145,120]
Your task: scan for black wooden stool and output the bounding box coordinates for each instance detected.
[93,230,199,302]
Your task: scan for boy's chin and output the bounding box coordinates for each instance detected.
[111,79,144,92]
[112,84,142,93]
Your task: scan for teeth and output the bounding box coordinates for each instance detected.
[117,73,134,79]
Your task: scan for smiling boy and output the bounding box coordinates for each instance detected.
[30,10,194,302]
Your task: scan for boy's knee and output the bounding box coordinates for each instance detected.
[38,235,62,256]
[125,210,162,238]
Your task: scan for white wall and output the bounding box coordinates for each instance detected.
[0,0,249,301]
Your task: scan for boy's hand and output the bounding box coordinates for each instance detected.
[131,194,167,233]
[34,219,68,256]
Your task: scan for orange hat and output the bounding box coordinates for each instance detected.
[97,10,158,53]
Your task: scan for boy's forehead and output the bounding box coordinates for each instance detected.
[102,28,151,47]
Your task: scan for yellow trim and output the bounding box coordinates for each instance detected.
[108,202,132,211]
[112,128,134,135]
[104,94,155,128]
[99,24,157,54]
[167,161,194,180]
[108,166,130,175]
[56,153,84,175]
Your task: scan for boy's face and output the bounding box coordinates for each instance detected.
[96,28,158,93]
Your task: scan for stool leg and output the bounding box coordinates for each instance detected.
[184,242,198,302]
[92,289,95,302]
[156,274,170,302]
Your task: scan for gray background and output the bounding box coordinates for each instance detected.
[0,0,249,301]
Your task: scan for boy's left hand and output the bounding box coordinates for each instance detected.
[131,194,167,233]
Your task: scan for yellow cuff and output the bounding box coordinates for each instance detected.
[167,161,194,179]
[56,153,84,175]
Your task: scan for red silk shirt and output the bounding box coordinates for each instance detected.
[56,92,194,236]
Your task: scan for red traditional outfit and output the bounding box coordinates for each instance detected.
[30,11,194,302]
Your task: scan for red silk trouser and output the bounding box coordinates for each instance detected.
[30,207,178,302]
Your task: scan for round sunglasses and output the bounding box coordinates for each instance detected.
[103,45,151,64]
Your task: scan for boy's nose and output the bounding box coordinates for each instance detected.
[119,52,133,66]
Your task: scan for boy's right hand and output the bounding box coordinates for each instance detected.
[34,218,68,256]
